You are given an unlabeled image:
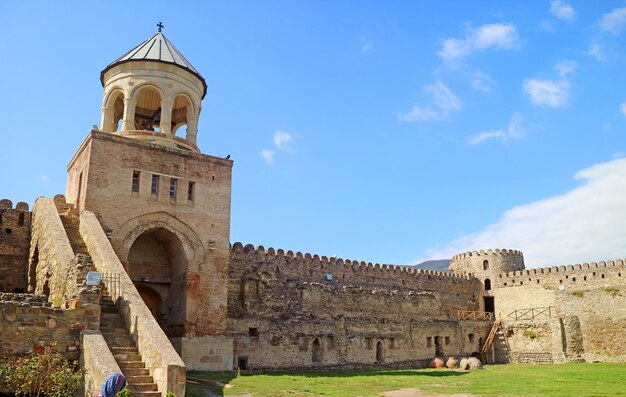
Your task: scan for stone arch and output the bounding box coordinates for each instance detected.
[132,84,164,131]
[171,93,195,135]
[113,212,205,336]
[376,341,384,363]
[101,87,127,132]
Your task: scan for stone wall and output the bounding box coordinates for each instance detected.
[488,258,626,363]
[0,199,30,293]
[228,243,489,370]
[0,293,99,360]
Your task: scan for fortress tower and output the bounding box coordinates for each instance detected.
[64,27,233,368]
[449,249,525,315]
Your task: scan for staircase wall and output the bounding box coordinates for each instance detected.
[30,196,75,306]
[79,210,185,397]
[80,330,121,397]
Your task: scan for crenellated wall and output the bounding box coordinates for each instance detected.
[228,242,488,370]
[0,199,31,293]
[450,249,525,276]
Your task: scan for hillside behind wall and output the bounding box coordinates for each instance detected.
[228,243,489,370]
[491,258,626,363]
[0,199,30,292]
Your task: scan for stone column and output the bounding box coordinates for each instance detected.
[100,104,114,132]
[122,98,137,131]
[160,99,173,135]
[186,112,199,144]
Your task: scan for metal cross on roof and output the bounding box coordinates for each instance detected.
[157,22,164,32]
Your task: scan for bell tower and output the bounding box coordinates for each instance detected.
[65,25,233,370]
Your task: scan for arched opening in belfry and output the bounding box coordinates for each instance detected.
[376,341,385,363]
[484,278,492,291]
[134,87,162,131]
[127,227,188,337]
[171,94,193,137]
[107,90,125,132]
[312,337,323,363]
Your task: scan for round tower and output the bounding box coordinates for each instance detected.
[450,249,525,276]
[99,26,206,152]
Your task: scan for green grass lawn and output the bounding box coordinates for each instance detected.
[187,362,626,396]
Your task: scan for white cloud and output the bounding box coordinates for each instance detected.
[273,130,293,151]
[399,81,461,122]
[472,70,495,93]
[523,78,570,107]
[524,60,576,108]
[550,0,576,22]
[586,44,605,61]
[426,158,626,267]
[469,130,505,145]
[620,103,626,116]
[40,174,48,183]
[438,23,519,62]
[361,40,373,53]
[555,60,577,77]
[469,113,525,144]
[600,7,626,34]
[260,149,275,164]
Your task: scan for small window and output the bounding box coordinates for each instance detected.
[483,260,489,270]
[426,337,432,348]
[18,213,24,226]
[445,336,450,345]
[187,181,195,202]
[5,228,12,234]
[151,175,159,196]
[169,178,178,200]
[132,170,140,193]
[484,279,491,291]
[468,333,475,343]
[248,327,259,337]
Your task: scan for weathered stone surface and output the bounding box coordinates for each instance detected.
[460,357,482,370]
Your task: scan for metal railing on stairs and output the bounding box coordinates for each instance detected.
[101,273,121,300]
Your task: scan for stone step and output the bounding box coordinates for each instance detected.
[119,361,146,369]
[114,352,142,362]
[102,335,134,347]
[129,391,161,397]
[126,375,153,384]
[128,382,158,392]
[122,367,150,376]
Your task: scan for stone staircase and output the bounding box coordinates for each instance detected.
[58,208,89,256]
[100,291,161,396]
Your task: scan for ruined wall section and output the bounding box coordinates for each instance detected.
[490,257,626,363]
[0,293,99,360]
[0,199,31,292]
[228,243,487,370]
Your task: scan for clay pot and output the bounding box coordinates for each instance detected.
[429,357,446,368]
[446,356,459,369]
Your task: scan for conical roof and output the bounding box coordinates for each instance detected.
[101,32,207,98]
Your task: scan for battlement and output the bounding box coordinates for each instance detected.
[451,248,523,262]
[449,248,525,276]
[494,257,626,289]
[231,242,470,281]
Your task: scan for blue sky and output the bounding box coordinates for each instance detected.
[2,1,626,268]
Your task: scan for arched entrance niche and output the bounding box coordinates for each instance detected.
[127,227,187,337]
[134,86,162,131]
[376,341,385,363]
[113,212,205,337]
